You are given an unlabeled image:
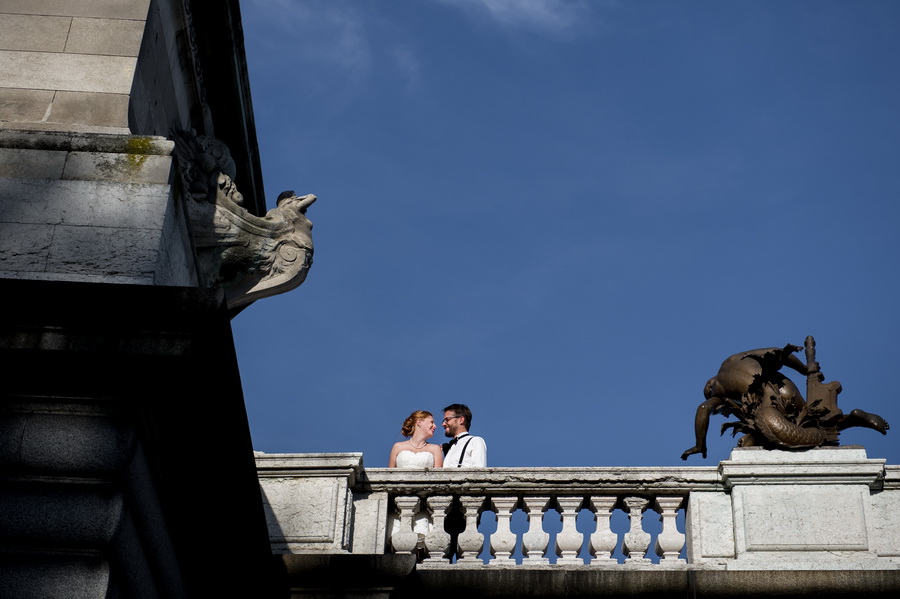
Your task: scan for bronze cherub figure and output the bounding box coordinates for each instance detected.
[681,336,889,460]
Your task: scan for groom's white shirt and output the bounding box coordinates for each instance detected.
[443,433,487,467]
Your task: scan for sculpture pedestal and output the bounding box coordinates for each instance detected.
[687,447,900,570]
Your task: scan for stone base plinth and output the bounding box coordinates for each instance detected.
[688,447,899,570]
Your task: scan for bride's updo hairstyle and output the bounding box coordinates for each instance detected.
[401,410,432,437]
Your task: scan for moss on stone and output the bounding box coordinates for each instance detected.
[124,136,154,170]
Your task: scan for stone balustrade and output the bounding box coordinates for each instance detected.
[256,448,900,572]
[360,466,719,567]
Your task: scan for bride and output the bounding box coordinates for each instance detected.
[387,411,442,557]
[388,410,444,468]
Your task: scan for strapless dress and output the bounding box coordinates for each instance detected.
[395,450,435,468]
[389,450,434,548]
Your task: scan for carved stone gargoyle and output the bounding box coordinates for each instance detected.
[681,336,890,460]
[173,131,315,310]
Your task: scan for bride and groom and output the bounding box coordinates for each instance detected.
[388,403,487,468]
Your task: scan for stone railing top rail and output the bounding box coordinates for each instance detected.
[358,466,722,496]
[254,448,896,493]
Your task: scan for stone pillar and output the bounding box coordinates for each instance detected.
[588,496,619,566]
[256,453,363,554]
[555,496,584,565]
[521,496,550,565]
[489,496,519,564]
[654,496,686,563]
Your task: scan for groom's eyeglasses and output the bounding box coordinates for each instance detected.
[442,416,460,423]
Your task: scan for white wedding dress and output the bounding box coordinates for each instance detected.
[389,451,434,548]
[395,450,434,469]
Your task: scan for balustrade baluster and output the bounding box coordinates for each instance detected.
[488,496,519,565]
[654,496,685,563]
[521,496,550,565]
[423,495,453,563]
[588,496,618,566]
[391,496,421,555]
[555,496,584,565]
[621,496,651,563]
[456,496,486,564]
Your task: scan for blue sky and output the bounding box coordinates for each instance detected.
[232,0,899,468]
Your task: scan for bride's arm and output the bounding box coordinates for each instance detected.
[388,443,401,468]
[430,444,443,468]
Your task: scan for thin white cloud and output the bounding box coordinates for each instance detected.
[434,0,594,36]
[391,45,421,90]
[245,0,371,73]
[245,0,422,90]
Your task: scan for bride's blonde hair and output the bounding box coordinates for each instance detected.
[401,410,432,437]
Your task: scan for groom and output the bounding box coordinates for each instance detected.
[441,403,487,467]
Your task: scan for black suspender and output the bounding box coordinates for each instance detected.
[456,436,474,467]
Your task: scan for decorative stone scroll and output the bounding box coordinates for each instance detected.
[172,131,315,309]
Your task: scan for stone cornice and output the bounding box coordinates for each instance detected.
[0,129,173,155]
[720,447,886,490]
[358,466,722,496]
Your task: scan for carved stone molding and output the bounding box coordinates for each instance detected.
[172,131,315,309]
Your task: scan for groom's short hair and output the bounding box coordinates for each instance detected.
[443,403,472,430]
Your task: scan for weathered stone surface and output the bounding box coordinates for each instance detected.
[708,448,896,570]
[257,453,362,554]
[0,14,70,52]
[155,193,198,286]
[0,223,52,271]
[0,147,66,178]
[129,4,189,137]
[351,491,390,554]
[685,491,735,562]
[361,466,721,495]
[261,478,345,551]
[65,18,146,57]
[0,409,135,473]
[0,178,170,228]
[870,489,900,557]
[0,50,136,94]
[48,225,161,281]
[737,485,869,552]
[0,129,173,155]
[0,88,56,123]
[62,151,172,184]
[0,132,199,286]
[0,0,151,20]
[49,91,130,129]
[721,446,886,488]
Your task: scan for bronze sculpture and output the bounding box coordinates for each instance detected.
[681,336,889,460]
